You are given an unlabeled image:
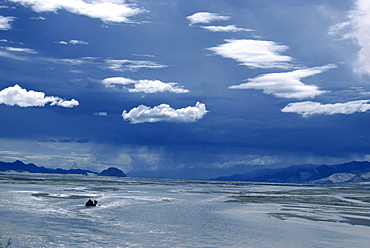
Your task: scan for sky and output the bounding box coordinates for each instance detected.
[0,0,370,179]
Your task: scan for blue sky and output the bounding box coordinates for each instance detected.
[0,0,369,178]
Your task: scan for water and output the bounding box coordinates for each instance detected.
[1,173,370,247]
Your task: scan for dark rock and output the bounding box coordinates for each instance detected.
[85,199,98,207]
[98,167,127,177]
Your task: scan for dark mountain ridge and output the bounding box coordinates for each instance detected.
[0,160,127,177]
[214,161,370,184]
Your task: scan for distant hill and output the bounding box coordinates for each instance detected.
[213,161,370,184]
[98,167,127,177]
[0,160,127,177]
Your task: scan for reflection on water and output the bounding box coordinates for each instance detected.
[1,172,370,247]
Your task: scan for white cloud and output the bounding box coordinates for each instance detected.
[349,0,370,75]
[129,80,189,94]
[0,84,79,108]
[133,53,155,58]
[229,64,336,99]
[0,15,14,30]
[94,112,108,116]
[45,57,91,65]
[105,59,167,71]
[122,102,208,124]
[31,16,46,20]
[102,77,190,93]
[102,77,135,86]
[69,69,85,74]
[4,46,37,54]
[187,12,230,25]
[0,46,37,60]
[282,100,370,117]
[42,56,166,72]
[328,21,353,39]
[0,50,27,60]
[58,39,89,45]
[208,39,293,69]
[330,0,370,75]
[69,39,88,45]
[200,25,253,32]
[9,0,146,23]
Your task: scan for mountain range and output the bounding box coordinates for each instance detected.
[214,161,370,184]
[2,160,370,183]
[0,160,127,177]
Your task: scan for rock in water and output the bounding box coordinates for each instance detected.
[98,167,127,177]
[85,199,98,206]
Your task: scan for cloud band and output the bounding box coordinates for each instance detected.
[282,100,370,117]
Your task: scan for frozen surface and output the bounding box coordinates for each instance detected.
[1,173,370,247]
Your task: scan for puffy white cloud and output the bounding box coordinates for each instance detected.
[186,12,230,25]
[8,0,146,23]
[102,77,190,93]
[0,15,14,30]
[199,25,253,32]
[129,80,189,94]
[0,84,79,108]
[349,0,370,75]
[105,59,167,71]
[330,0,370,75]
[229,64,336,99]
[102,77,135,86]
[208,39,293,69]
[282,100,370,117]
[122,102,208,124]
